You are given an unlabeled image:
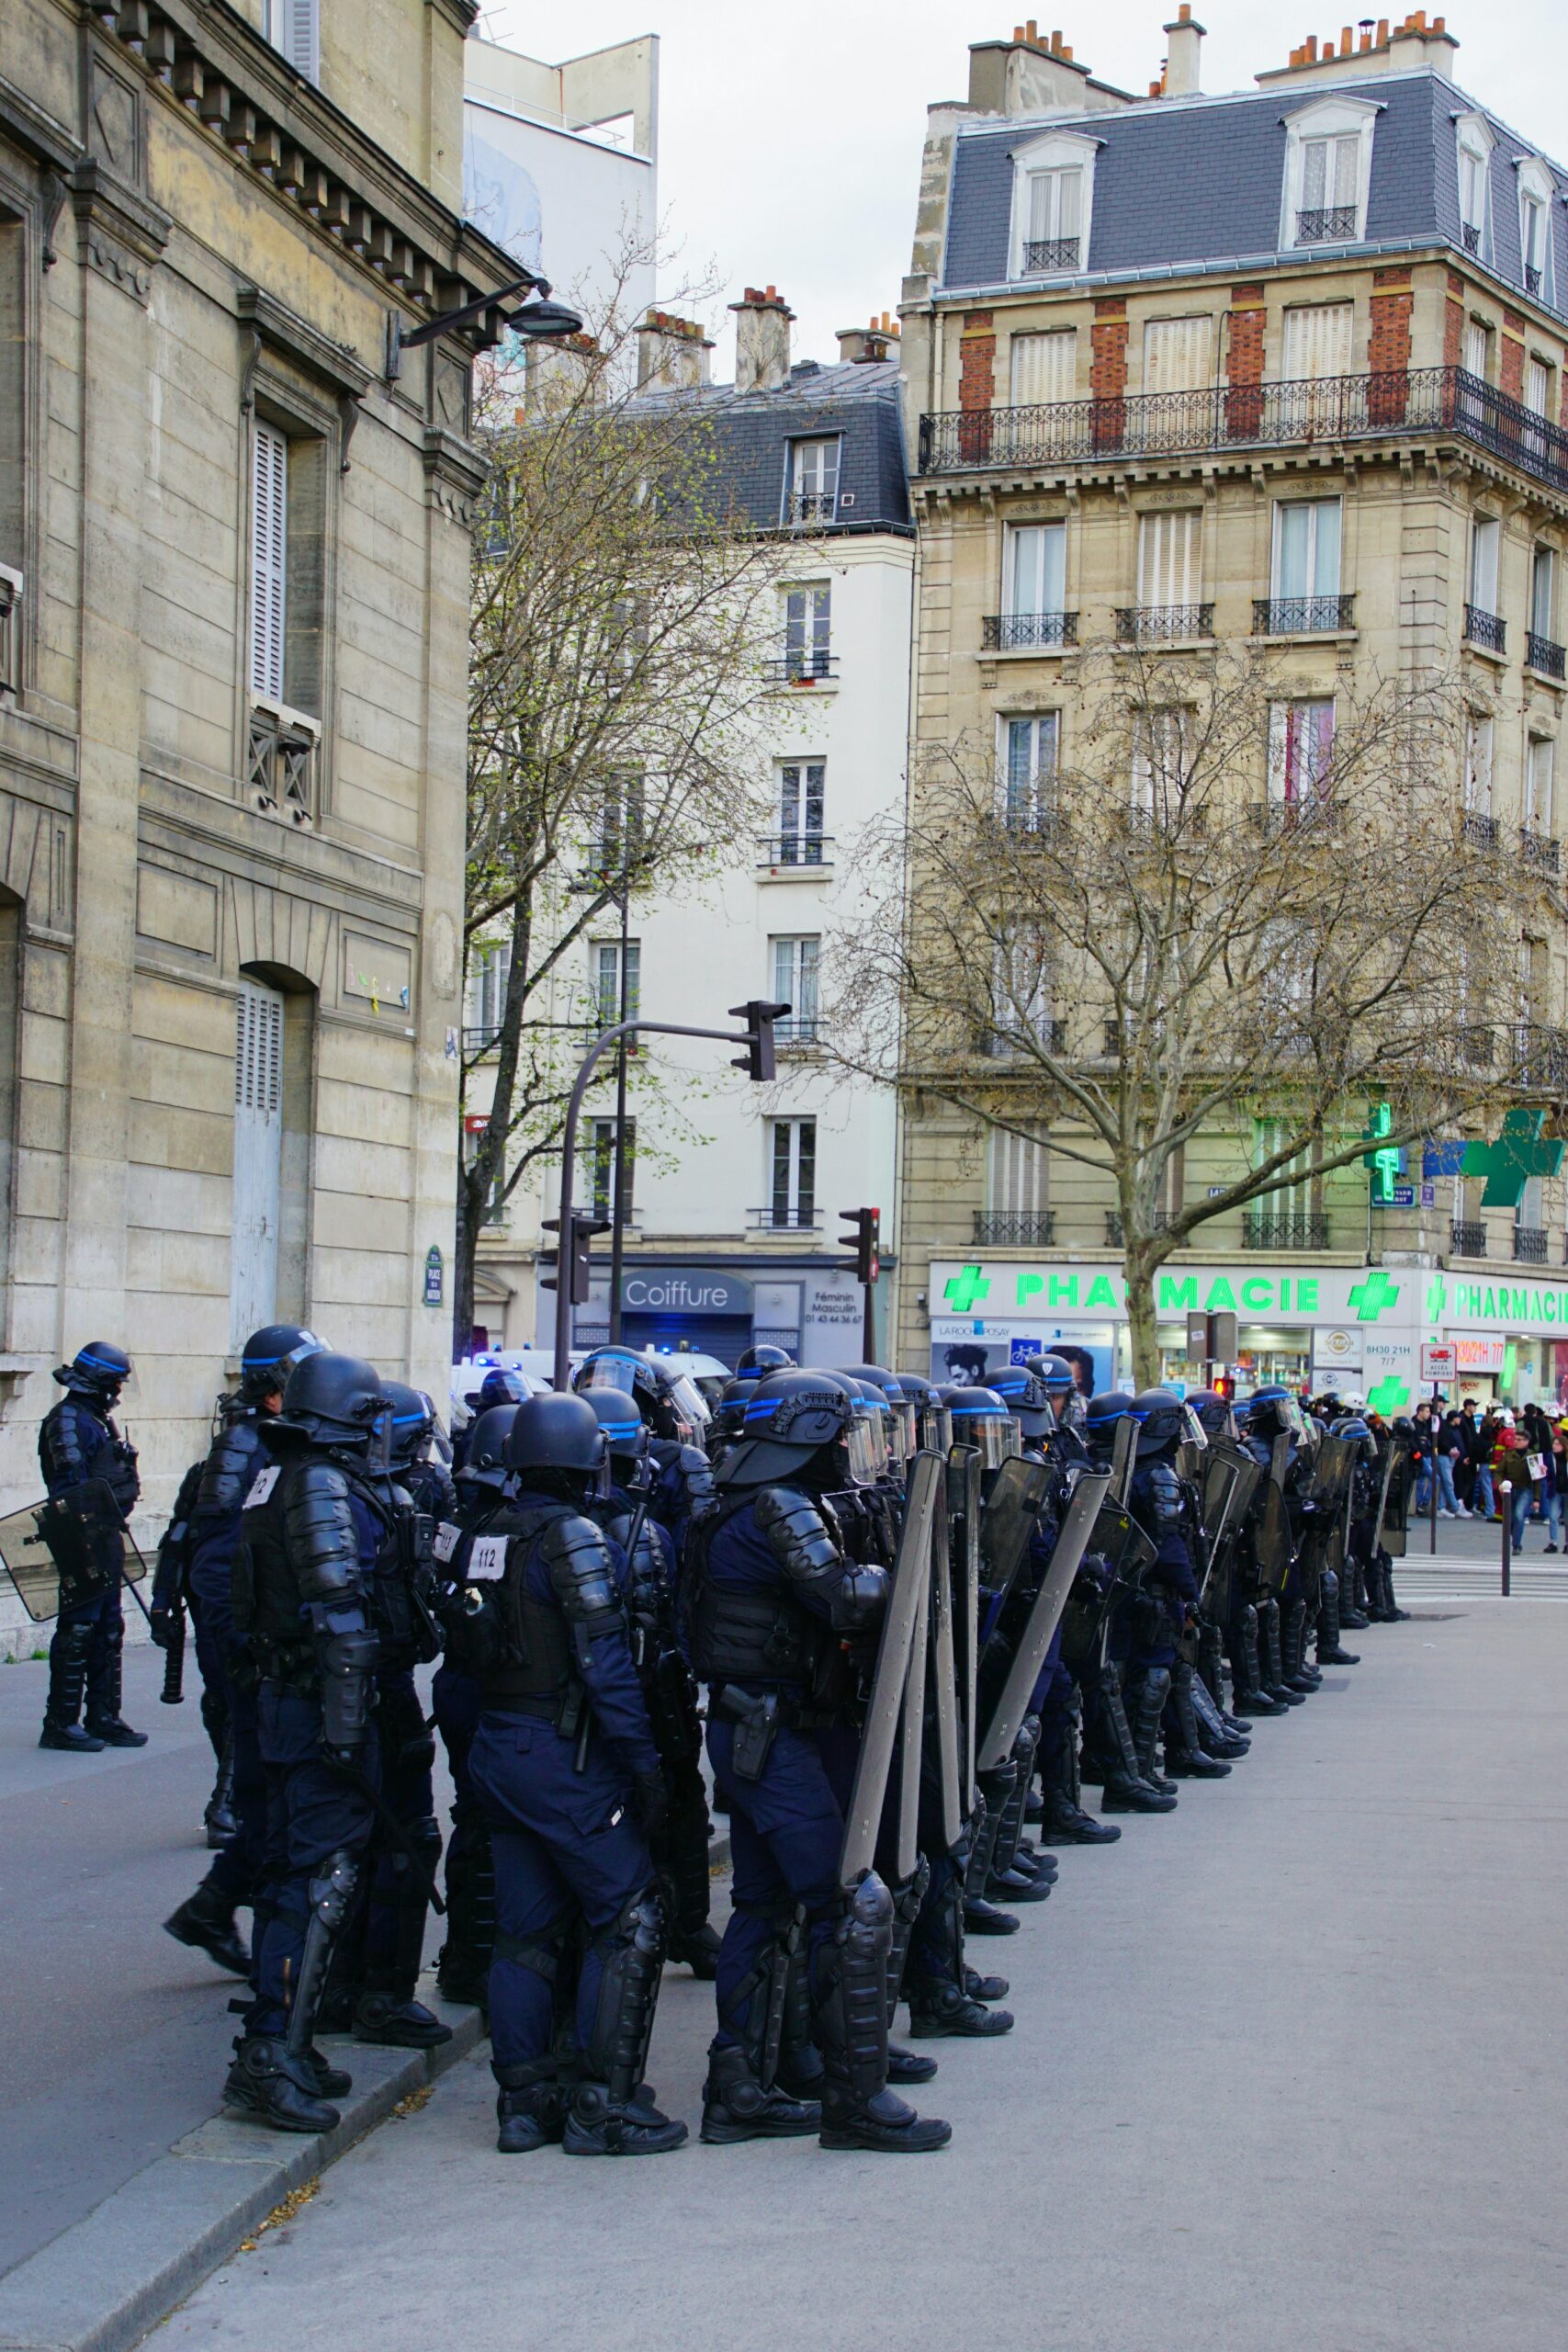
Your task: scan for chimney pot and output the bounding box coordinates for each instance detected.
[1376,17,1389,37]
[1340,23,1353,47]
[731,285,795,392]
[1163,6,1205,95]
[1061,42,1073,58]
[1179,1,1190,17]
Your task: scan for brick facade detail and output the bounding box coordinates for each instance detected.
[1226,283,1267,435]
[958,311,996,411]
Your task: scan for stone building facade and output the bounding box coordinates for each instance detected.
[0,0,516,1562]
[895,13,1568,1410]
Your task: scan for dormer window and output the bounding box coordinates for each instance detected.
[1518,158,1556,304]
[1010,132,1099,279]
[1280,96,1378,252]
[1455,113,1495,260]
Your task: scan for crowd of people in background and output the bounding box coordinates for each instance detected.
[1411,1396,1568,1548]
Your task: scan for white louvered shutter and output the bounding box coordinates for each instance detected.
[1137,511,1202,608]
[230,980,285,1349]
[1143,317,1213,395]
[1281,303,1354,382]
[1010,330,1077,406]
[249,421,288,704]
[275,0,320,81]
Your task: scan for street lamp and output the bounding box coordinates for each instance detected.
[384,275,585,382]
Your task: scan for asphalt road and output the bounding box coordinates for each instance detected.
[147,1599,1568,2352]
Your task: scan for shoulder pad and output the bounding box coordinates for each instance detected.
[282,1458,364,1598]
[754,1487,840,1587]
[195,1416,263,1518]
[539,1512,620,1622]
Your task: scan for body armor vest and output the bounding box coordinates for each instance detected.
[479,1499,581,1707]
[684,1489,837,1691]
[232,1453,386,1651]
[194,1408,265,1521]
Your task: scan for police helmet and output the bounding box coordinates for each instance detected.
[708,1380,751,1449]
[989,1365,1055,1442]
[735,1342,795,1378]
[476,1366,531,1413]
[459,1404,518,1491]
[54,1341,132,1403]
[239,1325,326,1407]
[383,1381,438,1469]
[1245,1385,1304,1442]
[581,1385,651,1467]
[575,1345,700,1442]
[833,1374,898,1476]
[1084,1391,1138,1464]
[836,1365,916,1464]
[1029,1354,1088,1428]
[503,1392,608,1495]
[1185,1387,1236,1442]
[276,1353,389,1461]
[717,1368,875,1490]
[897,1372,953,1455]
[940,1385,1021,1471]
[1132,1386,1207,1458]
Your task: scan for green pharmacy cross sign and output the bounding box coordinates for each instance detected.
[1462,1109,1564,1209]
[943,1265,991,1314]
[1347,1268,1401,1323]
[1361,1102,1404,1207]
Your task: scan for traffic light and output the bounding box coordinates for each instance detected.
[840,1206,881,1285]
[540,1210,611,1304]
[729,1000,790,1083]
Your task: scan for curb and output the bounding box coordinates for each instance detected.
[0,1983,481,2352]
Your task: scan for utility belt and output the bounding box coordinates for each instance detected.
[248,1634,317,1692]
[710,1682,842,1780]
[480,1671,589,1741]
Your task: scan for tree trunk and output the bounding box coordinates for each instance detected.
[1123,1242,1162,1390]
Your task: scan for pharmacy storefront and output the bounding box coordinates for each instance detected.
[931,1259,1568,1414]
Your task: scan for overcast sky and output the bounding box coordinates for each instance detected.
[475,0,1568,370]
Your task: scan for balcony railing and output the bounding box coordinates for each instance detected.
[463,1024,502,1057]
[1462,222,1483,255]
[1527,630,1566,679]
[1105,1209,1168,1246]
[1114,602,1215,643]
[1520,825,1561,873]
[1296,205,1358,244]
[973,1211,1057,1245]
[1022,236,1079,274]
[1242,1212,1331,1250]
[784,492,837,529]
[1527,265,1543,298]
[1459,1024,1495,1067]
[247,703,319,826]
[1461,809,1500,849]
[756,833,832,871]
[764,650,839,686]
[1450,1219,1487,1257]
[917,368,1568,507]
[1247,797,1342,833]
[1254,594,1356,636]
[982,610,1079,652]
[1465,604,1506,655]
[983,1016,1066,1057]
[773,1017,823,1048]
[749,1204,819,1230]
[1515,1225,1549,1263]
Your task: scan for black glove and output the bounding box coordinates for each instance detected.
[629,1768,669,1846]
[150,1604,172,1651]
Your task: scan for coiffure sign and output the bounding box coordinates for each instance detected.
[621,1270,753,1316]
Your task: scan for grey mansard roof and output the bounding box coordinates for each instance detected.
[636,359,912,538]
[942,70,1568,322]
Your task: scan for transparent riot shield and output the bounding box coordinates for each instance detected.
[1198,1442,1263,1618]
[1255,1476,1294,1600]
[976,1468,1111,1771]
[892,1514,933,1886]
[1378,1439,1415,1559]
[948,1444,983,1820]
[0,1479,143,1623]
[926,1488,964,1853]
[977,1454,1052,1604]
[839,1447,942,1889]
[1305,1430,1359,1515]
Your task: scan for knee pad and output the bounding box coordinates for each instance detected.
[307,1848,360,1932]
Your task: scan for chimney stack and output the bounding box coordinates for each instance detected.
[1163,6,1204,95]
[836,311,900,365]
[730,285,795,394]
[636,311,713,392]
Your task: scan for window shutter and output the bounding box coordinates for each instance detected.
[1527,359,1551,418]
[230,979,285,1350]
[1142,318,1213,395]
[1138,510,1201,608]
[1463,320,1489,379]
[1009,330,1077,406]
[250,420,288,704]
[277,0,319,80]
[1281,303,1353,382]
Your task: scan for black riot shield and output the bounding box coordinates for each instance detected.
[976,1469,1111,1771]
[1109,1414,1136,1507]
[1299,1430,1358,1594]
[1198,1442,1263,1620]
[839,1448,942,1889]
[1059,1500,1157,1674]
[926,1486,964,1854]
[1255,1437,1295,1600]
[1377,1437,1415,1559]
[948,1444,983,1821]
[977,1454,1052,1603]
[0,1479,140,1622]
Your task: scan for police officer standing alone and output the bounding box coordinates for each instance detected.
[38,1343,144,1753]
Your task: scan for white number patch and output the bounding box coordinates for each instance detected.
[467,1533,509,1583]
[243,1465,281,1510]
[433,1521,462,1565]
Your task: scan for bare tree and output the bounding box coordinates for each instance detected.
[455,244,783,1352]
[831,639,1553,1384]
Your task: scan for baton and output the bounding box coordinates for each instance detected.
[160,1600,186,1705]
[321,1753,446,1915]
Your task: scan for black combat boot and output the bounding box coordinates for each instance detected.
[1314,1570,1360,1667]
[1128,1666,1179,1793]
[700,2044,820,2143]
[354,1815,453,2050]
[964,1967,1010,2001]
[1097,1662,1177,1814]
[164,1875,251,1976]
[906,1869,1015,2041]
[1228,1605,1288,1716]
[562,1890,687,2155]
[493,2059,568,2154]
[816,1874,952,2149]
[705,1900,823,2138]
[1340,1559,1372,1629]
[1260,1597,1304,1703]
[885,1861,938,2083]
[1189,1668,1249,1760]
[1161,1661,1232,1778]
[224,2037,340,2134]
[1281,1600,1319,1693]
[1038,1690,1121,1844]
[205,1732,238,1849]
[39,1624,104,1753]
[85,1625,146,1747]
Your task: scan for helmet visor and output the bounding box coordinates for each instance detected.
[581,1357,639,1397]
[662,1372,710,1439]
[887,1397,916,1464]
[1179,1403,1209,1453]
[842,1415,884,1487]
[958,1412,1021,1470]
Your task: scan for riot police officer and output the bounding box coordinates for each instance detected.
[580,1386,720,1978]
[164,1326,326,1978]
[223,1353,404,2132]
[1122,1388,1233,1781]
[1021,1355,1124,1843]
[1080,1393,1179,1812]
[689,1368,950,2153]
[464,1393,686,2157]
[38,1342,142,1752]
[573,1346,716,1555]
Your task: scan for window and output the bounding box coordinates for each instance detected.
[1456,117,1494,257]
[1251,1119,1316,1219]
[1131,707,1189,818]
[249,419,288,705]
[1268,498,1344,629]
[1281,302,1354,384]
[588,1116,636,1223]
[1268,699,1336,805]
[1136,510,1202,615]
[1527,358,1552,419]
[592,937,640,1029]
[1282,98,1376,248]
[1005,522,1066,618]
[1010,130,1099,278]
[1463,317,1493,381]
[1001,713,1059,830]
[1465,713,1495,813]
[1519,160,1555,301]
[1530,545,1556,642]
[772,935,820,1044]
[1142,317,1213,396]
[1300,133,1359,240]
[230,979,284,1351]
[782,582,831,680]
[775,760,826,865]
[769,1118,817,1228]
[783,437,840,528]
[591,775,646,879]
[1469,515,1501,618]
[987,1125,1051,1216]
[267,0,319,81]
[465,941,511,1045]
[1010,330,1077,406]
[991,932,1053,1047]
[1527,736,1555,833]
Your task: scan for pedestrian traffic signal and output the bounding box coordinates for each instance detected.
[540,1210,611,1304]
[840,1206,880,1285]
[729,1000,790,1083]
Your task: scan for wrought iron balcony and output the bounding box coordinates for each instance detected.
[1463,221,1483,254]
[1105,1209,1168,1246]
[463,1024,502,1056]
[1458,1024,1495,1067]
[1114,602,1215,643]
[1515,1224,1549,1263]
[1527,629,1566,679]
[247,703,318,826]
[982,610,1079,652]
[1450,1219,1487,1257]
[1247,797,1342,833]
[1520,825,1561,873]
[749,1204,819,1231]
[1527,265,1543,297]
[1465,604,1506,655]
[784,491,837,528]
[1296,205,1358,244]
[773,1017,824,1049]
[997,802,1061,840]
[756,833,832,871]
[1022,236,1079,274]
[1461,809,1499,849]
[1254,594,1356,636]
[983,1016,1066,1058]
[1242,1212,1331,1250]
[764,650,839,686]
[973,1211,1057,1245]
[917,368,1568,507]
